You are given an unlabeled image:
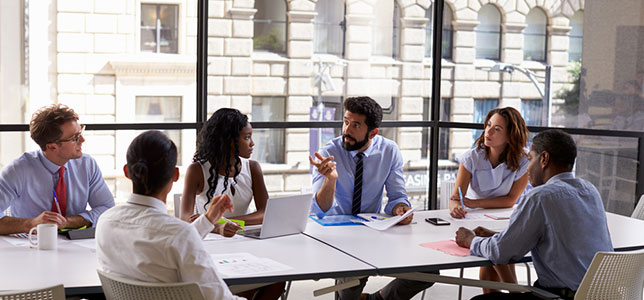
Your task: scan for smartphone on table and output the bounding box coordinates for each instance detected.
[425,217,450,226]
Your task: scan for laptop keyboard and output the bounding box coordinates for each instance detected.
[242,229,261,238]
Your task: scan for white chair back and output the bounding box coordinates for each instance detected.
[97,269,205,300]
[439,180,455,210]
[0,284,65,300]
[631,194,644,220]
[173,194,182,218]
[574,249,644,300]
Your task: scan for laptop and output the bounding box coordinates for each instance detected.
[241,193,313,239]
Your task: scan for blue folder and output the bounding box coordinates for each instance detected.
[309,214,367,226]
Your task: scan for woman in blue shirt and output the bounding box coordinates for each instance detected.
[449,107,529,293]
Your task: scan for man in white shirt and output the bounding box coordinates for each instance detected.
[96,130,244,300]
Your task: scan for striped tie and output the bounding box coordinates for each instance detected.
[352,152,365,215]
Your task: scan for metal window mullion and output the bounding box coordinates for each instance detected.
[429,0,444,210]
[196,0,208,132]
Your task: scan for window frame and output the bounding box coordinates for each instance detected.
[139,2,181,54]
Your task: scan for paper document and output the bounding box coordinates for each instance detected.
[358,207,417,231]
[420,240,470,257]
[2,235,29,247]
[357,213,389,221]
[484,210,513,220]
[204,233,249,242]
[72,239,97,251]
[210,253,292,277]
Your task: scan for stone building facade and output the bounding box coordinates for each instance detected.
[0,0,585,207]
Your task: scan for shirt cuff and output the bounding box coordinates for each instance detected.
[311,194,332,219]
[192,214,215,239]
[469,236,485,257]
[384,199,411,216]
[77,211,94,227]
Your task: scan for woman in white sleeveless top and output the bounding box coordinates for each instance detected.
[449,107,530,294]
[181,108,285,300]
[182,108,268,233]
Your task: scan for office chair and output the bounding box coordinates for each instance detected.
[574,249,644,300]
[97,269,205,300]
[0,284,65,300]
[631,194,644,220]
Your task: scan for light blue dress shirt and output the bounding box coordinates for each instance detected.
[458,146,528,200]
[311,135,410,217]
[0,150,114,226]
[470,172,614,290]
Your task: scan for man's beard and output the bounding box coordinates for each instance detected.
[342,132,370,151]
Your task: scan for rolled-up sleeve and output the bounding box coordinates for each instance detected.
[383,147,410,215]
[172,227,246,300]
[81,158,115,226]
[0,163,21,219]
[470,197,544,265]
[310,149,337,218]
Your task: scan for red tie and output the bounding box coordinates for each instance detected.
[52,166,67,216]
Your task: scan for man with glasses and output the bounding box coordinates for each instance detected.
[0,104,114,234]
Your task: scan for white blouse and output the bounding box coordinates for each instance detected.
[195,158,253,217]
[457,146,528,200]
[96,194,244,300]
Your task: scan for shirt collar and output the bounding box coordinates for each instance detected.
[349,135,380,159]
[127,193,168,213]
[545,171,575,185]
[37,150,65,174]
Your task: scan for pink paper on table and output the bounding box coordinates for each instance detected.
[420,240,471,257]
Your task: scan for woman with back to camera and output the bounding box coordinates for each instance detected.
[181,108,285,300]
[449,107,530,293]
[96,131,244,300]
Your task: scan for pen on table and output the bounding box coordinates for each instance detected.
[458,186,466,219]
[52,189,63,215]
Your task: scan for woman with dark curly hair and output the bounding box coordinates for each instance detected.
[181,108,285,300]
[181,108,268,234]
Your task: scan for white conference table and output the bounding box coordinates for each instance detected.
[304,208,515,274]
[0,233,376,296]
[304,209,644,275]
[1,209,643,296]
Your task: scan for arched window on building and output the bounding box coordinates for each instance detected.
[424,4,453,59]
[524,8,547,62]
[314,0,345,56]
[476,4,502,60]
[569,11,584,62]
[253,0,287,53]
[372,0,400,58]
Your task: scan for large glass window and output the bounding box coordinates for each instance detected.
[141,4,179,54]
[314,0,345,56]
[476,4,502,60]
[253,0,287,53]
[135,96,183,164]
[425,4,454,59]
[524,8,547,62]
[569,11,584,62]
[473,98,498,141]
[421,98,450,159]
[251,97,285,164]
[521,99,543,126]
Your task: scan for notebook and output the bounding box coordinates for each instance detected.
[241,194,313,239]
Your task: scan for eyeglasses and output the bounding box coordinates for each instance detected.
[55,124,85,143]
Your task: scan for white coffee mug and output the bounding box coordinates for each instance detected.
[28,223,58,250]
